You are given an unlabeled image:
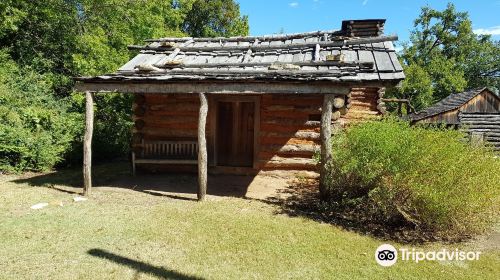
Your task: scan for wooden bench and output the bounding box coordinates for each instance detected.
[132,140,198,175]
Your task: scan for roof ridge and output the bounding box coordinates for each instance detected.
[410,88,492,121]
[145,29,343,43]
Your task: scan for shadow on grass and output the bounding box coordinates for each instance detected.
[12,161,256,199]
[263,178,428,244]
[88,249,203,280]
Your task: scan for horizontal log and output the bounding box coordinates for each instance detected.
[381,98,410,102]
[140,115,198,124]
[154,60,374,70]
[462,125,500,129]
[485,137,500,142]
[263,105,322,113]
[261,131,320,140]
[149,103,199,112]
[261,111,312,119]
[145,94,198,100]
[261,95,322,106]
[260,137,318,146]
[76,81,389,95]
[461,120,500,124]
[130,35,398,52]
[145,110,199,117]
[462,129,499,133]
[258,151,315,160]
[261,144,319,155]
[345,110,380,115]
[143,122,198,130]
[350,100,377,107]
[482,133,500,137]
[260,156,317,170]
[262,118,321,127]
[261,124,320,134]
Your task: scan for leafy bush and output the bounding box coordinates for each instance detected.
[324,118,500,240]
[0,52,82,172]
[67,93,133,164]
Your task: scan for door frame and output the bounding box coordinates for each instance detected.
[209,95,260,169]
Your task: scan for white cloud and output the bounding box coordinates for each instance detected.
[362,0,368,6]
[473,26,500,35]
[289,2,299,7]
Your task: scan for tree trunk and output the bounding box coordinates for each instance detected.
[83,91,94,196]
[197,92,208,201]
[319,94,334,200]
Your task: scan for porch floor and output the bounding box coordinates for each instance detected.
[13,162,318,201]
[109,172,294,201]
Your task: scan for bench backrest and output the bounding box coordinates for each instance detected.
[141,140,198,159]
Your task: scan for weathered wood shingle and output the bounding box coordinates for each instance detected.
[76,19,405,84]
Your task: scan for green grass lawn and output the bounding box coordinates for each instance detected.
[1,165,499,279]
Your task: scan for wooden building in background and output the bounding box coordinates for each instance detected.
[75,19,405,199]
[409,88,500,151]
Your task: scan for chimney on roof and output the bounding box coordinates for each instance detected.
[341,19,386,37]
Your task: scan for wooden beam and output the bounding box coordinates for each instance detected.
[83,91,94,196]
[129,35,399,52]
[75,81,356,95]
[197,92,208,201]
[319,94,334,200]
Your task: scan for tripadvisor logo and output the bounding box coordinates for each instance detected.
[375,244,481,267]
[375,244,397,267]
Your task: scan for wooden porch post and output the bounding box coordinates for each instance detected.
[319,94,334,200]
[197,92,208,201]
[83,91,95,196]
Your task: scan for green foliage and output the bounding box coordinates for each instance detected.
[325,119,500,240]
[68,93,133,163]
[182,0,249,37]
[0,51,82,172]
[391,3,500,110]
[0,0,248,172]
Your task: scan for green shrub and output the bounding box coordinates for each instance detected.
[67,92,133,164]
[0,52,82,172]
[325,118,500,240]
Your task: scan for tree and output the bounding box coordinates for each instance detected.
[182,0,249,37]
[391,3,499,110]
[0,0,250,171]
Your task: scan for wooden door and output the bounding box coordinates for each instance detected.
[216,101,255,167]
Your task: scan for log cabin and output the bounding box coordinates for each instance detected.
[75,19,405,200]
[409,88,500,151]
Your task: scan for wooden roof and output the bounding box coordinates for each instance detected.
[408,88,500,122]
[76,19,405,85]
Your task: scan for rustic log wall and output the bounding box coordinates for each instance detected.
[258,87,382,171]
[459,112,500,151]
[342,87,383,125]
[132,93,203,172]
[133,93,202,143]
[132,87,383,172]
[259,94,322,170]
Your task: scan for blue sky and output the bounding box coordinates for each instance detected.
[238,0,500,47]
